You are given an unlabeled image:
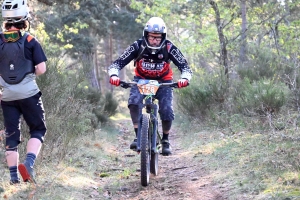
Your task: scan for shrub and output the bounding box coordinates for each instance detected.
[237,45,282,82]
[175,69,228,120]
[86,88,118,124]
[235,78,290,117]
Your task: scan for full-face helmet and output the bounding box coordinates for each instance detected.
[2,0,30,23]
[143,17,167,53]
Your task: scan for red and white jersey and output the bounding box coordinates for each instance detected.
[108,38,192,81]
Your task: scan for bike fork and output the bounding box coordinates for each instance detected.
[136,103,145,152]
[151,104,159,153]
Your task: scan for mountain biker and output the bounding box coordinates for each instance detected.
[1,0,47,184]
[108,17,192,155]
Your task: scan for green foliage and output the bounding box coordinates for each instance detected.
[176,69,228,119]
[86,89,119,124]
[103,92,118,117]
[36,0,142,59]
[176,82,213,118]
[237,45,283,82]
[86,87,102,105]
[235,78,290,116]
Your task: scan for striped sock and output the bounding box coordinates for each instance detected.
[25,153,37,167]
[9,166,19,181]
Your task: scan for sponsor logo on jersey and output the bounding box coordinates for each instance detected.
[120,46,135,60]
[170,49,185,64]
[142,62,164,71]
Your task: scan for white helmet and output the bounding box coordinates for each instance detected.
[143,17,167,53]
[2,0,30,23]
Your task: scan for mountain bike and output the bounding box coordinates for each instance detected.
[120,79,178,187]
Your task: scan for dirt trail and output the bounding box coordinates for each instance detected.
[0,119,226,200]
[98,120,225,200]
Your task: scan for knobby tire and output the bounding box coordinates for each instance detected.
[150,128,159,175]
[140,114,150,186]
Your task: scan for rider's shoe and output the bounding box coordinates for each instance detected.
[161,140,172,156]
[130,138,137,150]
[18,162,36,184]
[9,178,20,185]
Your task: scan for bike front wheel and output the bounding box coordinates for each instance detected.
[140,113,150,186]
[150,130,160,175]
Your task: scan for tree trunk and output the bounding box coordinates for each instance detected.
[104,34,113,92]
[84,53,99,89]
[209,0,229,75]
[239,0,248,65]
[94,50,101,91]
[109,31,114,92]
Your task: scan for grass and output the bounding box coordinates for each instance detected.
[0,116,138,199]
[179,127,300,200]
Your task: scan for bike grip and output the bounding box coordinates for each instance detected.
[172,83,179,88]
[120,81,128,88]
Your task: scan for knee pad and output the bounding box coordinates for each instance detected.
[129,104,139,124]
[5,139,19,152]
[159,110,175,121]
[31,131,46,143]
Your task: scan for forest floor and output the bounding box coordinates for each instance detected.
[1,113,300,199]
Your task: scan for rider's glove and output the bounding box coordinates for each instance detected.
[177,78,189,88]
[110,75,120,86]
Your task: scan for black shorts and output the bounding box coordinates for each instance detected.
[1,91,47,145]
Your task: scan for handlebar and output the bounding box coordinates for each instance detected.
[120,80,179,89]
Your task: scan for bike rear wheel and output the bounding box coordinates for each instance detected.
[140,114,150,186]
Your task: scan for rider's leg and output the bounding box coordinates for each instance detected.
[156,86,174,155]
[162,120,172,140]
[129,104,139,136]
[128,105,139,149]
[2,100,22,184]
[129,104,139,147]
[128,84,143,149]
[18,92,47,183]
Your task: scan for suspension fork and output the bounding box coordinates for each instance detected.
[143,97,159,153]
[136,102,143,152]
[150,103,159,153]
[136,96,152,152]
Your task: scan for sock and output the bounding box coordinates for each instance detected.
[162,133,169,141]
[25,153,37,167]
[9,166,19,181]
[134,128,138,137]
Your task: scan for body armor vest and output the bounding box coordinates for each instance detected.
[0,32,34,84]
[134,40,172,80]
